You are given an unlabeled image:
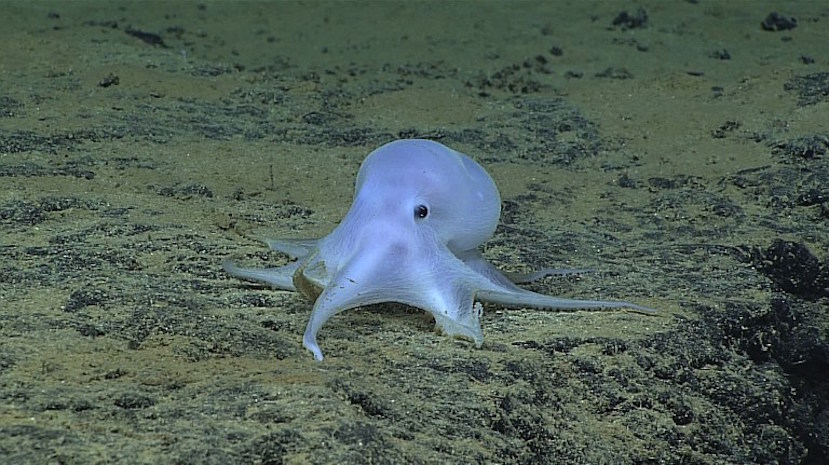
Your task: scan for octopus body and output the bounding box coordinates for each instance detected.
[225,139,654,361]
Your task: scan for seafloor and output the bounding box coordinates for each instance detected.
[1,1,827,464]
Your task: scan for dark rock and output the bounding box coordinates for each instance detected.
[753,240,829,300]
[612,8,648,29]
[761,12,798,31]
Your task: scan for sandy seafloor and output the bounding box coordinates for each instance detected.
[1,1,828,463]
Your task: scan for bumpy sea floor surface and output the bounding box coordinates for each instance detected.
[1,2,827,464]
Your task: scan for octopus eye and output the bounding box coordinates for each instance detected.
[414,204,429,219]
